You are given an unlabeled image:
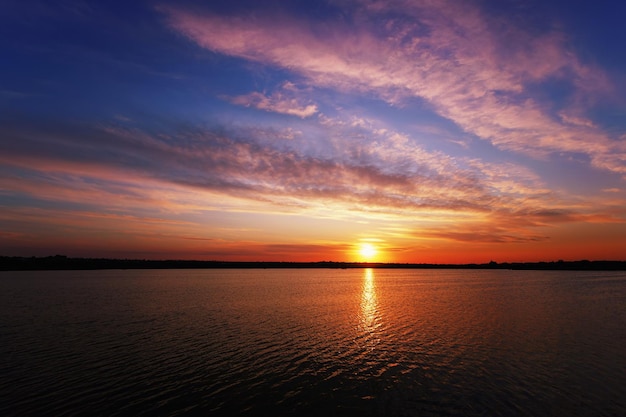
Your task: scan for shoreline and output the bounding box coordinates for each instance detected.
[2,256,626,271]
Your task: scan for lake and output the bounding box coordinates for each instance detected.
[1,268,625,416]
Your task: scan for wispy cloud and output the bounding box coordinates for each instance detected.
[159,0,625,175]
[226,81,318,118]
[419,227,549,244]
[2,113,622,250]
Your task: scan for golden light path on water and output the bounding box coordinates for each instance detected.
[360,268,381,350]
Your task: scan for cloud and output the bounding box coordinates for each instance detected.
[226,82,318,118]
[419,227,549,244]
[229,91,318,117]
[159,0,625,175]
[0,116,510,216]
[2,112,622,249]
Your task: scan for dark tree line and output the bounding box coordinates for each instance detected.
[2,255,626,271]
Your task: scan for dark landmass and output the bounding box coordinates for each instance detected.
[1,255,626,271]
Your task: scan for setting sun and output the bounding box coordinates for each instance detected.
[359,243,378,260]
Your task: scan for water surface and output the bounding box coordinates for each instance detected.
[1,269,625,416]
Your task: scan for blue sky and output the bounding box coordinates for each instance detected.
[1,0,626,262]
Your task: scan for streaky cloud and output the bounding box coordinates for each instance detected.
[2,113,623,246]
[226,81,318,118]
[159,0,625,176]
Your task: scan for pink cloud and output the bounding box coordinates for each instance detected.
[226,81,318,118]
[229,91,318,117]
[3,114,623,251]
[159,1,624,175]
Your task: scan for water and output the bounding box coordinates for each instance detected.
[1,268,625,416]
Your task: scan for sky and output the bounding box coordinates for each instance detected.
[1,0,626,263]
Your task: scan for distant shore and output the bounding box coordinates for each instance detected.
[2,255,626,271]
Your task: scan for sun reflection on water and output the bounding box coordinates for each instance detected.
[360,268,380,347]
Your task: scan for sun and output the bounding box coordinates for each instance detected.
[359,243,378,260]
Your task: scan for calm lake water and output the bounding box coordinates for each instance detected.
[1,268,625,416]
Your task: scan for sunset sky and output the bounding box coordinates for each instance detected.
[1,0,626,263]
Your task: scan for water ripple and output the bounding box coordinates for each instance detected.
[1,269,625,416]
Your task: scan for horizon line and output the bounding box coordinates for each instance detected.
[2,255,626,271]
